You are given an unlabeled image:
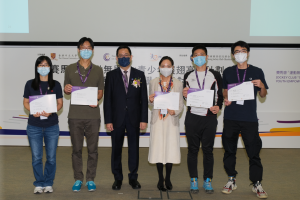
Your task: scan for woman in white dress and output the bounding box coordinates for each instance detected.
[148,56,184,191]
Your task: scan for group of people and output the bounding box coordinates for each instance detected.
[23,37,269,199]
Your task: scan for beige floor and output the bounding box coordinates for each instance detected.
[0,146,299,200]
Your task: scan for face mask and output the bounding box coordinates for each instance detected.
[118,57,131,67]
[160,68,173,77]
[37,67,50,76]
[193,56,206,67]
[234,53,248,63]
[80,49,93,59]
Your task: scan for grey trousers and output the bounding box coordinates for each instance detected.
[68,119,100,182]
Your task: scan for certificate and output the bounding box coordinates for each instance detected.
[29,94,57,115]
[154,92,179,110]
[71,86,98,105]
[186,88,214,108]
[228,81,254,101]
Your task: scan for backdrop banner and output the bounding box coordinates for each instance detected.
[0,46,299,148]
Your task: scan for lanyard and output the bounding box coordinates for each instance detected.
[39,84,49,95]
[160,76,172,92]
[77,61,92,84]
[195,67,208,90]
[236,64,249,83]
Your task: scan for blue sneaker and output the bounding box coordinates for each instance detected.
[72,180,82,192]
[203,178,214,194]
[86,181,96,192]
[190,178,199,194]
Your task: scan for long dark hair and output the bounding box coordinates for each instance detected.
[31,56,55,90]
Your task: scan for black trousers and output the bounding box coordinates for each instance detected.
[111,111,140,181]
[185,112,218,180]
[222,119,263,183]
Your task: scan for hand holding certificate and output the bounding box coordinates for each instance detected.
[71,86,98,105]
[153,92,179,110]
[186,88,214,108]
[29,94,57,115]
[228,81,254,101]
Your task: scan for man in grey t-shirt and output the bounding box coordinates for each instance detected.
[64,37,104,192]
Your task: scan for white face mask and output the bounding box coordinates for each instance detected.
[234,53,248,63]
[160,68,173,77]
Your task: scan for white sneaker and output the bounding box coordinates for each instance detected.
[44,186,53,193]
[222,177,237,194]
[252,181,268,199]
[34,186,44,194]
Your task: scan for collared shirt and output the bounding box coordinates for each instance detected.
[120,66,131,83]
[64,61,104,119]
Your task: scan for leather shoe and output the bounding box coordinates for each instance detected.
[157,183,167,192]
[165,182,173,190]
[129,179,141,189]
[112,180,122,190]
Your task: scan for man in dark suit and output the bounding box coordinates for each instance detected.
[104,46,148,190]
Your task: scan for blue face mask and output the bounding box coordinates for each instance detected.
[80,49,93,59]
[193,56,206,67]
[37,67,50,76]
[118,57,131,67]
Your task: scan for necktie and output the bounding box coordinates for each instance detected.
[123,71,128,93]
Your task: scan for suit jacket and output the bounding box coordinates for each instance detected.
[104,67,148,128]
[148,77,184,126]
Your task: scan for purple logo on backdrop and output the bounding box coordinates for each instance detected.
[103,53,110,61]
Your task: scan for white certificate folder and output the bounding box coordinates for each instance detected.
[186,88,214,108]
[71,86,98,105]
[153,92,179,110]
[228,81,254,101]
[29,94,57,115]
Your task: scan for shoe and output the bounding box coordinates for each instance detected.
[86,181,96,192]
[165,182,173,191]
[34,186,44,194]
[203,178,214,194]
[112,180,122,190]
[157,183,167,192]
[44,186,53,193]
[72,180,83,192]
[222,177,237,194]
[252,181,268,199]
[129,179,141,189]
[190,178,199,194]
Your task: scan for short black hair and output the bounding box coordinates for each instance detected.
[231,40,250,55]
[77,37,94,49]
[159,56,174,66]
[192,44,207,56]
[31,56,55,90]
[116,46,132,56]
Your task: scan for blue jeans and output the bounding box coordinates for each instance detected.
[26,124,59,187]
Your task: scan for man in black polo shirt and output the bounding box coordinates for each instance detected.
[221,41,268,199]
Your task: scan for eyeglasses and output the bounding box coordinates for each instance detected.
[38,64,49,67]
[80,48,92,51]
[118,54,130,58]
[234,50,247,54]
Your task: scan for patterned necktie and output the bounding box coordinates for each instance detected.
[123,71,128,93]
